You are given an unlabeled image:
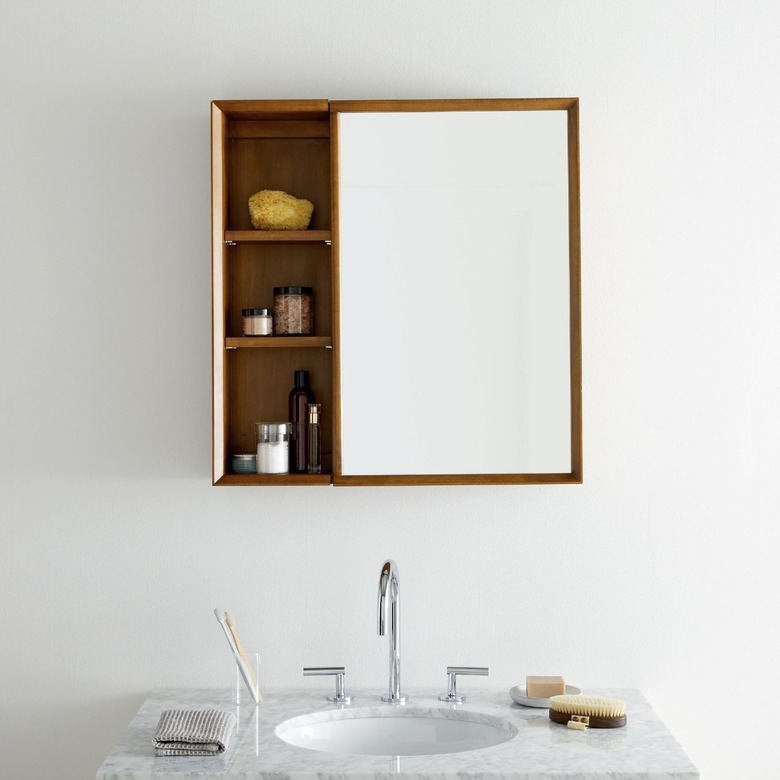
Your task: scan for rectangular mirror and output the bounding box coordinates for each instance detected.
[331,99,581,485]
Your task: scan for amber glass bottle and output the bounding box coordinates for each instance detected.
[288,370,314,472]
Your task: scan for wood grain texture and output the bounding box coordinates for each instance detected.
[211,103,228,483]
[567,99,583,484]
[225,230,331,244]
[215,473,332,486]
[333,474,583,487]
[211,100,329,121]
[213,98,582,487]
[549,709,627,729]
[329,109,343,479]
[212,102,334,485]
[330,98,578,113]
[328,98,583,486]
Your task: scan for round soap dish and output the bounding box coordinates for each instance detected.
[509,684,582,708]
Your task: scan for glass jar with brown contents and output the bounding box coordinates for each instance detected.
[273,286,313,335]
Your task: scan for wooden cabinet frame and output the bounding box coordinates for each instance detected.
[211,99,581,486]
[211,100,333,485]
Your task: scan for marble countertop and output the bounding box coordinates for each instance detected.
[96,687,698,779]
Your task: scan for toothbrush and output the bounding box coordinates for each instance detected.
[225,611,262,702]
[214,609,240,658]
[214,609,261,704]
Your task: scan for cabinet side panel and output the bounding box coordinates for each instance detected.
[211,104,229,483]
[567,101,583,483]
[330,110,343,477]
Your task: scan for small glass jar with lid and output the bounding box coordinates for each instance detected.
[256,422,292,474]
[273,287,313,336]
[242,308,273,336]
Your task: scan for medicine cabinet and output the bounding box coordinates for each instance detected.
[211,98,581,486]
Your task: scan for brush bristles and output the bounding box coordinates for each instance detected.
[549,695,626,718]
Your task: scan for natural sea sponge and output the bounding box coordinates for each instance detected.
[248,189,314,230]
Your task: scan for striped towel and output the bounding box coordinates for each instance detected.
[153,709,236,756]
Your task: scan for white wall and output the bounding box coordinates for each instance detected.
[1,2,778,778]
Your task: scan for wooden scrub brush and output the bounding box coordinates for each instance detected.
[549,694,627,730]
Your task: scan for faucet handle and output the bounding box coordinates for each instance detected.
[438,666,489,703]
[303,666,352,704]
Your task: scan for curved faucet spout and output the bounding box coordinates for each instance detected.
[377,559,405,703]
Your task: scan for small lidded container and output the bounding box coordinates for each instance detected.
[255,422,292,474]
[242,308,273,336]
[273,287,313,336]
[231,453,257,473]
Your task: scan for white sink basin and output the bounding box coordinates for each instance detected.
[275,706,518,756]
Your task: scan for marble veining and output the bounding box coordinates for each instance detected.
[96,688,699,779]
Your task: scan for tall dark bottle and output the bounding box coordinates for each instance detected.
[288,370,314,472]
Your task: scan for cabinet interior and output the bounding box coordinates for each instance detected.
[212,101,333,485]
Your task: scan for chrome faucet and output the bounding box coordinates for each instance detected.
[377,559,406,703]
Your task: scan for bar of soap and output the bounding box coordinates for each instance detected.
[526,675,565,698]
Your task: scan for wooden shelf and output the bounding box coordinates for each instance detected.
[225,230,331,244]
[225,336,332,349]
[215,473,332,486]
